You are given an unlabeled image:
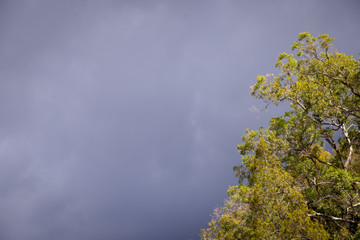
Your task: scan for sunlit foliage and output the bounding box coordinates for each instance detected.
[201,32,360,239]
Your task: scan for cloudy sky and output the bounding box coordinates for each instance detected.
[0,1,359,239]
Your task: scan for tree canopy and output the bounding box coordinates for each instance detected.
[201,32,360,239]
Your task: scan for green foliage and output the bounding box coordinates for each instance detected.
[201,33,360,239]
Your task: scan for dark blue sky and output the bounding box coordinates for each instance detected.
[0,1,359,239]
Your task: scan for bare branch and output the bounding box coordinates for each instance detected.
[308,212,358,224]
[341,123,354,170]
[346,202,360,216]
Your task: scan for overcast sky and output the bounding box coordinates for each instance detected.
[0,1,359,239]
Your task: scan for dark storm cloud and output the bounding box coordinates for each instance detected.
[0,0,359,239]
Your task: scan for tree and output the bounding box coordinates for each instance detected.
[201,32,360,239]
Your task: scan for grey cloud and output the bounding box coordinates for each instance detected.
[0,1,359,239]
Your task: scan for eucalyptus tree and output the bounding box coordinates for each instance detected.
[201,33,360,239]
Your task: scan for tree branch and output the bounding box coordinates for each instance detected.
[315,72,360,99]
[308,211,358,224]
[341,123,354,170]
